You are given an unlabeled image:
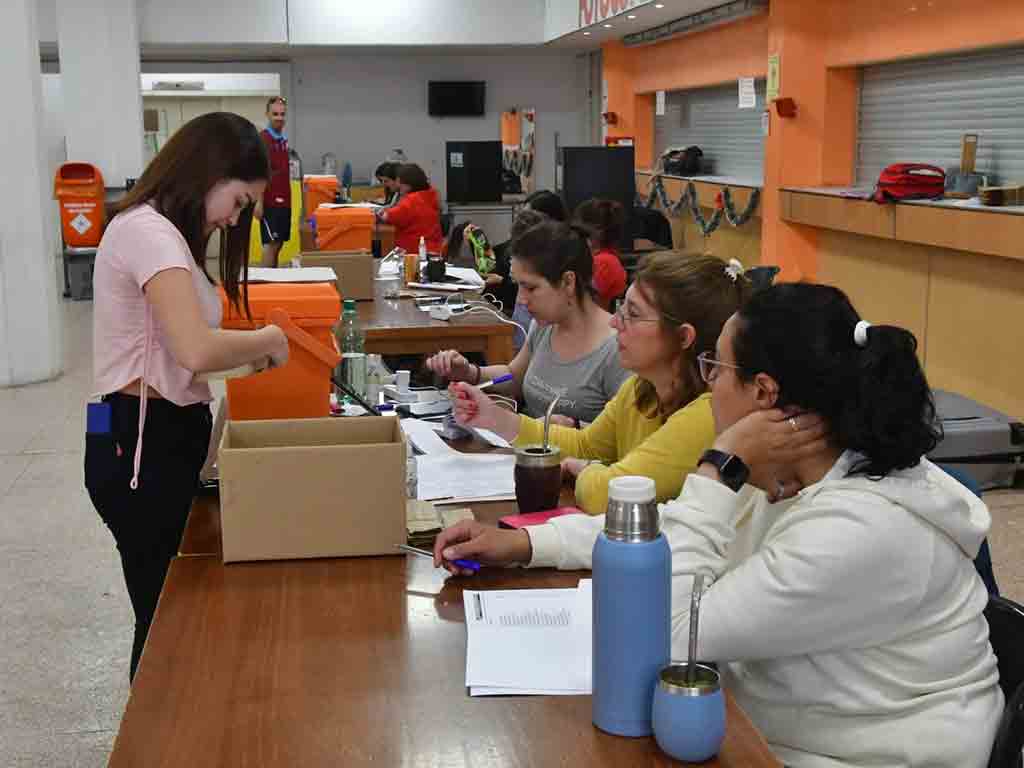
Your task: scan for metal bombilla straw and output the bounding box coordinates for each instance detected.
[687,572,706,685]
[542,395,561,452]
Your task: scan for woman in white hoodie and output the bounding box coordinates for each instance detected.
[435,283,1003,768]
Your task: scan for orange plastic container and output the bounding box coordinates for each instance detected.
[303,175,339,219]
[54,162,106,247]
[313,207,376,251]
[220,283,341,420]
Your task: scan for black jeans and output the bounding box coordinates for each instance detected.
[85,394,212,681]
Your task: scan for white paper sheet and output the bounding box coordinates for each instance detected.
[400,419,455,456]
[247,267,337,283]
[415,453,515,501]
[464,580,592,696]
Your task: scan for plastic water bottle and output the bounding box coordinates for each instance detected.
[418,235,427,262]
[592,475,671,737]
[335,299,366,401]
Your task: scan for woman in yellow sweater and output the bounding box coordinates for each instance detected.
[450,251,752,514]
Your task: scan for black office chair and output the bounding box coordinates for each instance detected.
[986,594,1024,768]
[988,681,1024,768]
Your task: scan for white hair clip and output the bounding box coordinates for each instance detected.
[724,258,745,283]
[854,320,872,348]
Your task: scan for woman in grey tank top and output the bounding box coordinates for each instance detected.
[427,219,628,424]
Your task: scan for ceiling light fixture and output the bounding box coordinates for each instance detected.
[583,30,591,35]
[654,3,665,7]
[627,14,637,19]
[603,23,613,28]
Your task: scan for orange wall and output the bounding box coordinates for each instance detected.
[603,0,1024,279]
[629,14,769,95]
[826,0,1024,67]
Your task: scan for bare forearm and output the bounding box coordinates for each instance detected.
[189,327,279,372]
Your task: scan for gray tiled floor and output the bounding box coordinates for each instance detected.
[0,300,1022,767]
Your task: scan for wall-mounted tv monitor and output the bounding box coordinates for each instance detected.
[428,81,486,117]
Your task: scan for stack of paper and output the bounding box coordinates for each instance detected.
[415,453,516,503]
[464,580,592,696]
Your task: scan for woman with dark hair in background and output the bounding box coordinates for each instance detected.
[87,112,289,680]
[521,189,568,222]
[574,198,627,310]
[428,220,628,431]
[374,161,401,207]
[438,283,1002,767]
[377,163,443,254]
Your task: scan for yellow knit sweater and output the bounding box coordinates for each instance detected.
[514,376,715,515]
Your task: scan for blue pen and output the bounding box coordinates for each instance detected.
[478,373,513,390]
[396,544,481,573]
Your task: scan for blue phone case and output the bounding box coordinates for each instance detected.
[86,402,112,435]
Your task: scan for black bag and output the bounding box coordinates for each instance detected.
[662,146,703,176]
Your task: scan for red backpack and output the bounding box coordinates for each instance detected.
[870,163,946,203]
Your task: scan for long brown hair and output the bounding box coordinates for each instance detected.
[112,112,269,317]
[633,252,753,417]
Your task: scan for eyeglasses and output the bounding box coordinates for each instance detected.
[697,351,743,383]
[614,303,661,328]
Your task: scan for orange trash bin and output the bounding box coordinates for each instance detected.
[303,175,339,219]
[313,207,376,251]
[54,162,106,247]
[220,283,341,420]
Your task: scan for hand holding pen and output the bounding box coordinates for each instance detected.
[397,544,481,574]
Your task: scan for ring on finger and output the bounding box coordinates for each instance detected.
[789,416,799,432]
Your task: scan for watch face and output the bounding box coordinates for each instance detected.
[718,454,749,490]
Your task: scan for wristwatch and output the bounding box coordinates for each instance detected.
[698,449,750,493]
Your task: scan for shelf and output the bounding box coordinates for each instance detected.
[781,187,1024,262]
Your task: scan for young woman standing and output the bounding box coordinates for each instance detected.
[86,112,289,681]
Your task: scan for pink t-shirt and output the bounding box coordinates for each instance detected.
[93,204,222,406]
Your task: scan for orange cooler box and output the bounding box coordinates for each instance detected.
[54,162,106,247]
[220,283,340,420]
[303,175,339,219]
[313,207,376,251]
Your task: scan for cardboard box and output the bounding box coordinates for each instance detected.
[218,417,407,563]
[298,250,374,300]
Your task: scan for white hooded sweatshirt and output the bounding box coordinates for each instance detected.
[526,452,1004,767]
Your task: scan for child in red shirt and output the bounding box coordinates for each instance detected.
[574,198,627,310]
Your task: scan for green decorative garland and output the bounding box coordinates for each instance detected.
[721,186,761,227]
[642,174,761,235]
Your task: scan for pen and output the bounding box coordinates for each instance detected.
[478,373,513,391]
[396,544,481,573]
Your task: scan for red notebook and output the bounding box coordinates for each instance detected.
[498,507,582,529]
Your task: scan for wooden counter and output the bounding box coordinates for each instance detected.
[110,551,781,768]
[780,187,1024,417]
[780,187,1024,263]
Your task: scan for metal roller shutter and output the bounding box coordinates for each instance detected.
[857,46,1024,185]
[654,80,765,181]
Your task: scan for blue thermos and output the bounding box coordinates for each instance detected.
[592,475,671,737]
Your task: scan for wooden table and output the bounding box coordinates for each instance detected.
[362,279,516,364]
[111,546,780,767]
